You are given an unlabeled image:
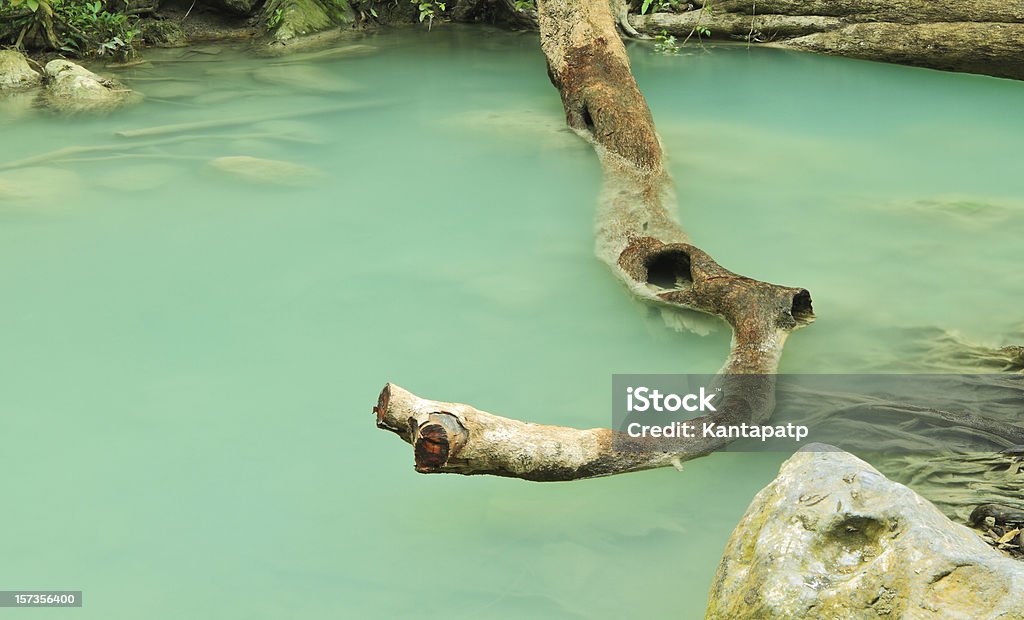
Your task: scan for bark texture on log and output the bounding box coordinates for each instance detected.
[782,23,1024,81]
[701,0,1024,23]
[630,1,1024,81]
[375,0,813,480]
[537,0,812,375]
[634,11,840,39]
[538,0,662,170]
[375,377,778,481]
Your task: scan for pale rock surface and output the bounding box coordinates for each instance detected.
[707,444,1024,619]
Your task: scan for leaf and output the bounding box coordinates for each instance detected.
[26,0,38,11]
[369,7,377,16]
[998,529,1021,544]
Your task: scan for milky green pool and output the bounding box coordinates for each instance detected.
[1,25,1022,618]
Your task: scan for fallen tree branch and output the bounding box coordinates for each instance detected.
[633,10,840,39]
[778,23,1024,80]
[374,0,813,480]
[375,377,778,481]
[630,3,1024,80]
[539,0,813,376]
[694,0,1024,24]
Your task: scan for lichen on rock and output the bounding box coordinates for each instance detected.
[41,60,141,114]
[707,444,1024,619]
[260,0,355,44]
[0,50,42,91]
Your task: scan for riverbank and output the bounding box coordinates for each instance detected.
[4,0,1023,80]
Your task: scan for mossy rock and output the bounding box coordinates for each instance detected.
[707,445,1024,619]
[137,19,188,47]
[0,50,42,91]
[42,60,142,114]
[261,0,354,43]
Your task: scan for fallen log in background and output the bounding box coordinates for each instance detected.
[630,0,1024,80]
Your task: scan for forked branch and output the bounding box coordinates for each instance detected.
[373,0,814,480]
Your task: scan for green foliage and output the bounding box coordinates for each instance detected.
[353,1,376,21]
[350,0,459,27]
[641,0,715,45]
[512,0,533,12]
[1,0,137,57]
[60,0,137,57]
[265,6,283,29]
[653,30,678,54]
[684,1,712,44]
[1,0,59,48]
[411,0,444,28]
[641,0,678,15]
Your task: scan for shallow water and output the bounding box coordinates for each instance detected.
[1,26,1022,618]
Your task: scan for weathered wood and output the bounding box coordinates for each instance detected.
[782,23,1024,81]
[375,378,777,481]
[630,1,1024,80]
[633,11,839,39]
[375,0,814,480]
[972,504,1024,527]
[700,0,1024,23]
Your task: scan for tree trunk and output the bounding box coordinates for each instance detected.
[630,1,1024,80]
[374,0,814,481]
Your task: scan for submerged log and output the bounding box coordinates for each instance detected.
[972,504,1024,528]
[374,0,813,480]
[630,1,1024,80]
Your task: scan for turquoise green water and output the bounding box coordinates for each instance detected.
[1,26,1022,618]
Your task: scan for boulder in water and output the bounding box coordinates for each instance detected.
[42,60,141,114]
[260,0,355,44]
[707,444,1024,619]
[0,50,42,91]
